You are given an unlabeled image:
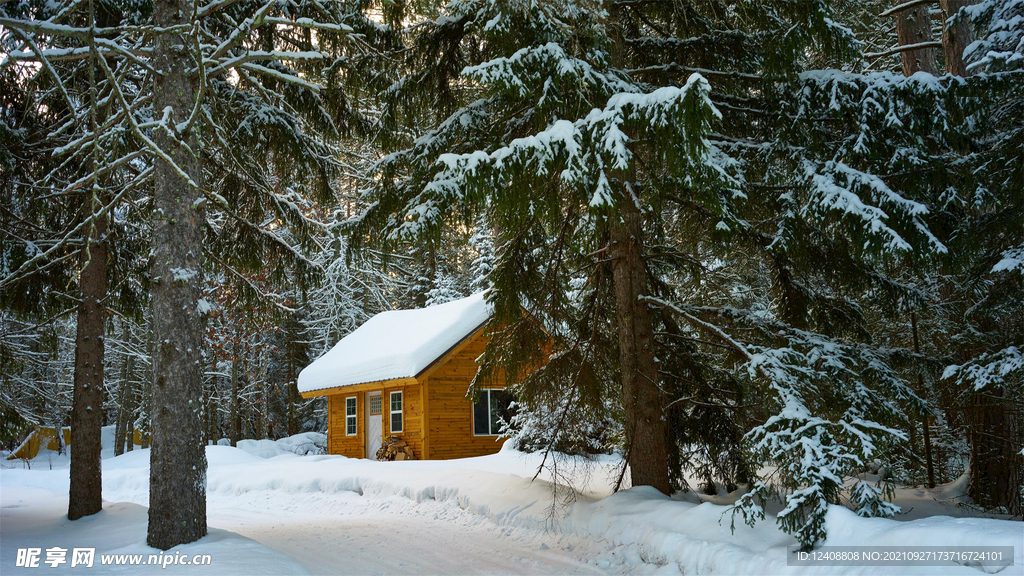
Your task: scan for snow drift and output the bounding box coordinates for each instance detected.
[297,292,491,394]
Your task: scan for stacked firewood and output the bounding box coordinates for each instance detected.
[375,436,416,461]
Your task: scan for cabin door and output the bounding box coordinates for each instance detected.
[365,392,383,459]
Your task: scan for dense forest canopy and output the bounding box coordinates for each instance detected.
[1,0,1021,550]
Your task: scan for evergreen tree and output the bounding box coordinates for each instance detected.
[1,0,153,517]
[469,213,495,293]
[2,0,394,546]
[933,0,1024,513]
[350,0,1012,548]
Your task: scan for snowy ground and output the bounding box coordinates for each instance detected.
[2,429,1021,575]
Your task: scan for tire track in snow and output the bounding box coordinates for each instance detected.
[207,491,610,575]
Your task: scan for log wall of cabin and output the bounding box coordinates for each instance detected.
[424,334,507,460]
[381,381,424,459]
[326,382,426,460]
[327,392,364,458]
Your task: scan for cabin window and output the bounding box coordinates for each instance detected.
[390,391,403,433]
[473,389,514,436]
[369,394,382,415]
[345,396,357,436]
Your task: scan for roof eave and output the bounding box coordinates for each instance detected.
[298,377,419,399]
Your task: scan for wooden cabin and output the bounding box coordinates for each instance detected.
[298,293,516,460]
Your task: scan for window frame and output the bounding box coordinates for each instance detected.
[389,391,403,434]
[472,389,512,437]
[345,396,357,436]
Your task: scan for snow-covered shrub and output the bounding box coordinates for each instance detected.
[507,400,615,457]
[723,319,923,549]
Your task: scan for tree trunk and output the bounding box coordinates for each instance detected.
[894,0,939,75]
[113,351,135,457]
[207,366,219,444]
[68,199,108,521]
[939,0,978,76]
[54,412,66,455]
[125,386,135,453]
[606,2,669,495]
[968,388,1022,514]
[208,392,218,444]
[114,393,126,456]
[148,0,207,548]
[230,339,241,447]
[609,199,670,494]
[287,328,297,436]
[921,415,936,487]
[125,367,136,452]
[258,361,270,439]
[910,313,936,488]
[287,384,296,436]
[137,364,150,449]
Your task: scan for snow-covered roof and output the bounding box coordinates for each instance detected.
[298,292,492,394]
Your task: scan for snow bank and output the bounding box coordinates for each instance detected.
[297,292,491,394]
[824,504,1022,551]
[189,445,1018,575]
[272,432,325,456]
[4,428,327,471]
[212,433,326,459]
[233,439,297,459]
[3,439,1019,575]
[0,488,306,574]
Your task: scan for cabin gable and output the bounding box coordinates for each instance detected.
[424,332,507,460]
[302,293,530,461]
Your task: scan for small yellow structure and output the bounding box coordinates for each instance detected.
[299,293,520,460]
[6,426,71,460]
[6,426,147,460]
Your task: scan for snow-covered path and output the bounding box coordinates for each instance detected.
[212,497,603,575]
[1,483,605,575]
